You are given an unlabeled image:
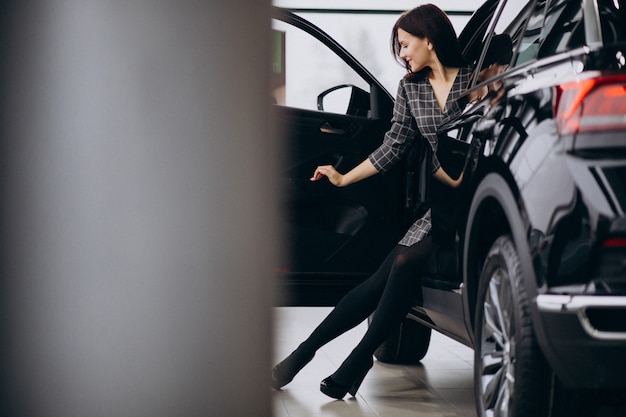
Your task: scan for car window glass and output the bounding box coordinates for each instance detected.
[514,0,548,66]
[459,0,500,64]
[493,0,533,34]
[598,0,626,44]
[271,19,369,112]
[538,0,584,57]
[468,32,514,102]
[465,0,527,90]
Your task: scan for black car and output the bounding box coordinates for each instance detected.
[274,1,626,416]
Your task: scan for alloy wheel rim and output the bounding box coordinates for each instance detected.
[478,267,516,417]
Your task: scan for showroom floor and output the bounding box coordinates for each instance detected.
[272,307,477,417]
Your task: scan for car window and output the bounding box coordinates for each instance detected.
[493,0,534,35]
[464,0,528,91]
[458,0,500,64]
[271,19,370,112]
[598,0,626,44]
[538,0,584,58]
[466,0,533,79]
[468,32,514,101]
[514,0,548,66]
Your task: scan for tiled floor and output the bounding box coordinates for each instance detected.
[272,307,477,417]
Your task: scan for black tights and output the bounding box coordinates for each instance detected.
[294,236,433,382]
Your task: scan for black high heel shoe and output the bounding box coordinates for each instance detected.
[271,351,314,390]
[319,357,373,399]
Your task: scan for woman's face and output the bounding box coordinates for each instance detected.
[397,28,431,73]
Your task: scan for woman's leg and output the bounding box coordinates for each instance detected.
[272,245,405,389]
[298,245,409,352]
[328,236,433,386]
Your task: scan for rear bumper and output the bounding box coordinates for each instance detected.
[536,294,626,389]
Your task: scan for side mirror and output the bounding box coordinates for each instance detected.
[317,84,370,117]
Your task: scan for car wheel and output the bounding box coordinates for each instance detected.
[374,317,431,364]
[474,235,551,417]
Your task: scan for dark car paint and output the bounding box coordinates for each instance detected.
[412,0,626,391]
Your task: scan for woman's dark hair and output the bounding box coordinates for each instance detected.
[391,4,466,74]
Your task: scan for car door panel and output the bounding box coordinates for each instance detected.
[272,8,403,304]
[277,105,401,274]
[279,107,387,179]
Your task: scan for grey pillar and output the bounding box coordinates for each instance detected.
[0,2,276,416]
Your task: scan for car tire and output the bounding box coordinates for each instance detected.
[474,235,551,417]
[373,317,431,365]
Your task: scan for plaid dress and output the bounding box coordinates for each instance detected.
[369,66,471,246]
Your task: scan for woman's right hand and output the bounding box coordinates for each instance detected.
[433,167,464,188]
[311,165,345,187]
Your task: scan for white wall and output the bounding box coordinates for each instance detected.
[273,0,486,93]
[274,0,485,10]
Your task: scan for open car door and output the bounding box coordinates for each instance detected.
[272,8,405,305]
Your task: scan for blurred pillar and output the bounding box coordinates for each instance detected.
[0,1,276,416]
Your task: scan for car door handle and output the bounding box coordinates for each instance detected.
[320,122,346,135]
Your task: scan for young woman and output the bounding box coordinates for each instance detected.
[272,4,471,400]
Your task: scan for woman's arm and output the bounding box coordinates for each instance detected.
[433,167,463,188]
[311,80,414,188]
[311,158,379,187]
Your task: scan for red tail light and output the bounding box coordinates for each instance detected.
[555,74,626,135]
[603,237,626,248]
[589,237,626,287]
